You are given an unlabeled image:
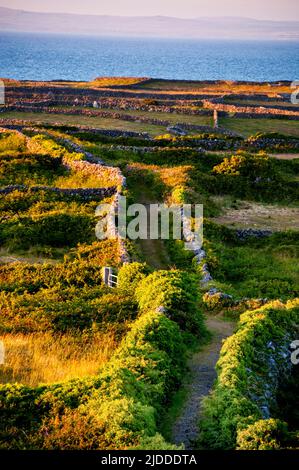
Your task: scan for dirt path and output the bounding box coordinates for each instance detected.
[270,153,299,160]
[127,175,171,270]
[172,316,235,449]
[136,200,171,270]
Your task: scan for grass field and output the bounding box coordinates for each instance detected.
[0,330,116,386]
[0,103,298,450]
[0,111,166,136]
[138,80,292,95]
[219,116,299,137]
[107,108,213,126]
[3,111,298,139]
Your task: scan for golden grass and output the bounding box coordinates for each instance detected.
[127,162,192,204]
[0,330,117,386]
[90,77,148,87]
[0,111,164,137]
[54,171,114,189]
[128,162,191,187]
[141,80,292,95]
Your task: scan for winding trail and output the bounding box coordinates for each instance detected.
[172,315,235,449]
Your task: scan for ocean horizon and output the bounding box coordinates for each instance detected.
[0,31,299,82]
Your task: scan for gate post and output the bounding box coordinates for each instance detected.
[102,266,112,286]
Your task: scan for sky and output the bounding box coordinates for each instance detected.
[0,0,298,21]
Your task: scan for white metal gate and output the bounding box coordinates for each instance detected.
[102,267,118,288]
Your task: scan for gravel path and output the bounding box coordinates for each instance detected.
[172,316,235,449]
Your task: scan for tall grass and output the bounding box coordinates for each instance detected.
[0,330,117,386]
[54,170,115,189]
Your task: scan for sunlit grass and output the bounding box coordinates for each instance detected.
[0,111,165,137]
[219,117,299,138]
[54,170,116,189]
[0,330,117,386]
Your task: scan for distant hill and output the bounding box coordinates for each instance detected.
[0,7,298,40]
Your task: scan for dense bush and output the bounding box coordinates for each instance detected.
[0,152,65,187]
[0,240,120,294]
[28,134,84,162]
[211,151,299,201]
[136,270,205,337]
[207,232,299,300]
[0,213,95,250]
[0,132,27,153]
[0,187,108,252]
[213,151,273,179]
[117,262,148,297]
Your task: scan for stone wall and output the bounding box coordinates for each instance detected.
[0,119,150,139]
[0,184,116,200]
[245,136,299,150]
[203,99,299,119]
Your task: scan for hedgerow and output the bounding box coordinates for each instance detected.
[117,262,148,297]
[210,151,299,202]
[136,270,205,337]
[199,300,299,450]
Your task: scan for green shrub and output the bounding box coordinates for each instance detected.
[199,301,299,449]
[208,236,299,300]
[213,151,273,179]
[202,291,234,310]
[236,418,289,450]
[0,132,27,153]
[0,213,95,250]
[210,151,298,201]
[136,270,205,336]
[0,153,65,187]
[117,262,148,297]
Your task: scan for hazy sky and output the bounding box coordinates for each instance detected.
[0,0,298,21]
